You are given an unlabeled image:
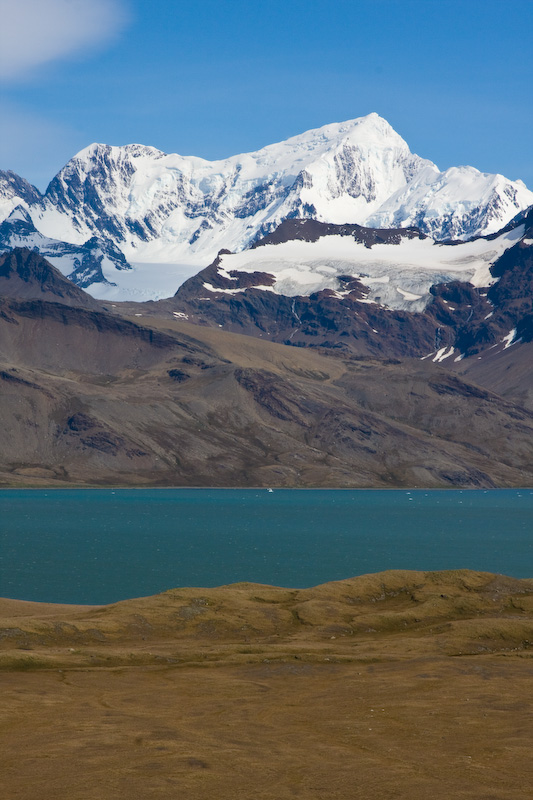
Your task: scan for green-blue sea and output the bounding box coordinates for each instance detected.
[1,488,532,604]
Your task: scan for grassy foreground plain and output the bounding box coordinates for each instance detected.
[2,569,533,799]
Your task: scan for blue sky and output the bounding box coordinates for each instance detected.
[1,0,532,191]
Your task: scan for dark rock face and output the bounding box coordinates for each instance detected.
[0,248,180,355]
[251,218,426,248]
[167,369,190,383]
[44,145,136,242]
[0,171,42,206]
[0,369,48,395]
[63,412,130,456]
[427,375,492,401]
[6,297,177,348]
[455,211,533,355]
[0,248,105,310]
[66,413,96,432]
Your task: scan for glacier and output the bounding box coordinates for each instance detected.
[201,223,526,312]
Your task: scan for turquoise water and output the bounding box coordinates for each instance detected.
[1,488,532,604]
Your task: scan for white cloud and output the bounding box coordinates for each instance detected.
[0,0,129,80]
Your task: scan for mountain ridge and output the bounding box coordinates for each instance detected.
[1,114,531,296]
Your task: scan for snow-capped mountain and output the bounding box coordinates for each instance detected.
[0,170,42,220]
[18,115,437,258]
[0,206,131,287]
[365,165,532,241]
[1,113,531,298]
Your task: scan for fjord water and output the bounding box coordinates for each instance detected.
[1,489,532,604]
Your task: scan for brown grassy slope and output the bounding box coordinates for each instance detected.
[2,569,533,668]
[1,570,533,800]
[2,303,533,487]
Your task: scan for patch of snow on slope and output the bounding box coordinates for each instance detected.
[433,346,455,362]
[502,328,519,349]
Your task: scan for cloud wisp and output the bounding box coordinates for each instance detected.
[0,0,129,80]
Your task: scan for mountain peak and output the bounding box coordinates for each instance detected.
[284,112,400,142]
[0,171,43,221]
[252,113,416,168]
[74,142,166,161]
[0,248,104,309]
[315,112,404,142]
